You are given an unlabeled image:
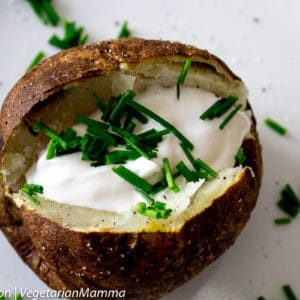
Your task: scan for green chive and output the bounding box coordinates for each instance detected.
[62,128,77,142]
[264,118,287,135]
[92,91,107,112]
[26,0,60,26]
[282,184,300,206]
[235,148,246,165]
[143,129,170,141]
[125,121,136,133]
[135,203,172,219]
[277,184,300,218]
[21,183,43,206]
[22,184,43,194]
[136,189,155,206]
[118,21,131,39]
[219,103,243,130]
[124,136,153,159]
[109,90,136,124]
[33,122,68,150]
[75,115,109,130]
[179,143,199,171]
[46,139,57,160]
[136,205,160,219]
[87,126,117,146]
[113,165,152,193]
[49,21,88,49]
[282,284,298,300]
[101,96,119,122]
[177,59,192,99]
[163,157,180,193]
[200,96,238,120]
[196,158,218,178]
[214,96,238,117]
[26,0,47,23]
[126,96,194,150]
[274,217,292,225]
[257,297,266,300]
[153,201,167,209]
[42,0,60,25]
[104,150,139,164]
[26,51,45,72]
[176,160,197,182]
[151,171,181,195]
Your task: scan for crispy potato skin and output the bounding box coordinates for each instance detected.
[0,38,262,299]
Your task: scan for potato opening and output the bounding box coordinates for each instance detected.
[1,57,249,232]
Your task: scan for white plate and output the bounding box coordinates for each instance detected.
[0,0,299,299]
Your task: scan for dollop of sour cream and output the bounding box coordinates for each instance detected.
[26,85,250,214]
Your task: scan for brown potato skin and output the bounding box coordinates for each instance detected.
[0,38,262,299]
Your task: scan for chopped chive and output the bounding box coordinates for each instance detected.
[194,171,209,181]
[138,129,157,138]
[62,128,77,142]
[136,189,155,206]
[200,96,238,120]
[264,118,287,135]
[200,98,227,120]
[22,184,43,194]
[104,150,139,164]
[277,184,300,218]
[21,183,43,206]
[92,91,107,112]
[124,136,153,159]
[109,90,136,124]
[87,126,117,146]
[176,160,197,182]
[163,157,180,193]
[46,139,57,160]
[26,0,48,24]
[101,96,119,122]
[26,51,45,72]
[125,121,136,133]
[130,108,148,124]
[125,95,193,150]
[68,137,81,149]
[75,115,109,130]
[113,165,152,193]
[49,21,88,49]
[136,204,160,219]
[257,297,266,300]
[282,284,298,300]
[179,143,199,171]
[26,0,59,25]
[214,96,238,117]
[282,184,300,206]
[219,103,243,130]
[80,133,92,150]
[118,21,131,39]
[274,217,292,225]
[196,158,218,178]
[235,148,246,165]
[42,0,60,25]
[143,129,170,141]
[177,59,192,99]
[153,201,167,209]
[33,122,68,150]
[135,203,172,219]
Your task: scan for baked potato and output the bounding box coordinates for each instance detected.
[0,38,262,299]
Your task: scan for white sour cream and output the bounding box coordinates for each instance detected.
[26,85,250,214]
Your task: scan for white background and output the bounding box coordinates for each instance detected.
[0,0,300,299]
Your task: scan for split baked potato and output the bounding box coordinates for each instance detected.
[0,38,262,299]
